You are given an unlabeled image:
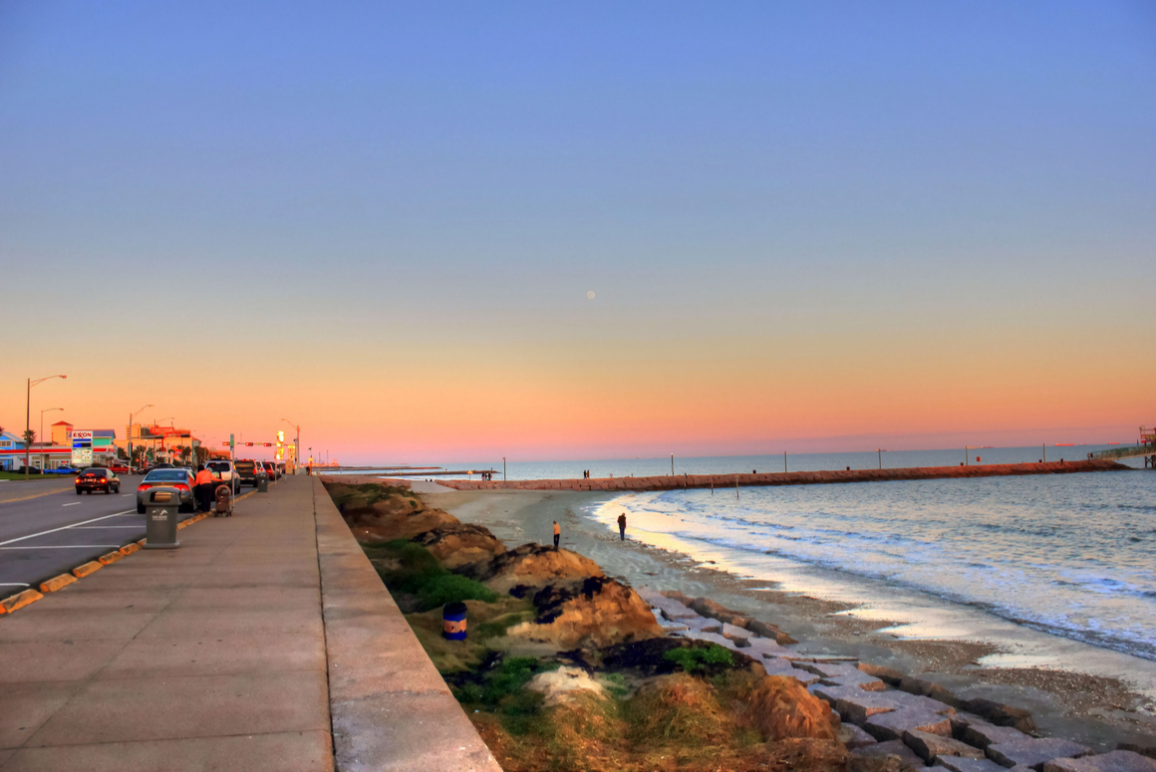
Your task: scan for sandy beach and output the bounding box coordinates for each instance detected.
[414,483,1156,751]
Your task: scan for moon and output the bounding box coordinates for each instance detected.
[586,290,596,300]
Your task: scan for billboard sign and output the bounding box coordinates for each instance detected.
[71,431,93,467]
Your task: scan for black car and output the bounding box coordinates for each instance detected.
[233,459,260,487]
[76,467,120,494]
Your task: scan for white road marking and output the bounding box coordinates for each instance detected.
[62,502,81,507]
[0,582,31,587]
[0,510,137,547]
[122,494,132,497]
[0,545,121,550]
[73,526,142,529]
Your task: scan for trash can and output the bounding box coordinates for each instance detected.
[443,601,468,640]
[143,487,181,549]
[257,474,268,493]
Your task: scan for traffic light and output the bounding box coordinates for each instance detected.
[278,430,285,443]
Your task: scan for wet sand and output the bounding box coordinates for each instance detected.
[419,485,1156,750]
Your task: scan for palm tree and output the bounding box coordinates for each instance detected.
[22,429,35,479]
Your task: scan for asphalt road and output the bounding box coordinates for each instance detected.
[0,475,201,591]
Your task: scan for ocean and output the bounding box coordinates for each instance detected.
[392,445,1156,667]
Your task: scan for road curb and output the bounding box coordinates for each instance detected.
[1,486,268,615]
[73,561,103,578]
[1,589,44,613]
[39,573,78,593]
[98,551,124,566]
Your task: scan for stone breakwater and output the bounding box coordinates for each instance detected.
[646,590,1156,772]
[432,459,1129,492]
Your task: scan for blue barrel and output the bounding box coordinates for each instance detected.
[443,601,468,640]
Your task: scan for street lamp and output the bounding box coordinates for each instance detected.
[26,374,66,478]
[281,418,300,472]
[40,408,63,470]
[128,403,154,473]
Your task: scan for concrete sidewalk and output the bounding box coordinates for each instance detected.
[0,475,500,771]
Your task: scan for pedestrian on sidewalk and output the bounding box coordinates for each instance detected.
[553,520,560,549]
[194,464,214,512]
[617,512,627,541]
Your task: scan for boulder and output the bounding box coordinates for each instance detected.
[472,544,604,593]
[523,666,605,707]
[962,698,1036,733]
[747,675,839,741]
[507,576,662,649]
[865,709,952,742]
[851,739,927,772]
[899,676,965,709]
[1118,746,1156,762]
[840,723,878,750]
[343,499,458,542]
[903,728,985,763]
[859,662,907,687]
[937,757,1014,772]
[811,684,905,725]
[986,738,1093,770]
[1043,751,1156,772]
[409,523,507,571]
[951,714,1032,748]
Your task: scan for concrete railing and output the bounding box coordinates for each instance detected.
[313,478,502,772]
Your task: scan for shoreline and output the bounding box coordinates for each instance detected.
[414,484,1156,750]
[431,458,1129,492]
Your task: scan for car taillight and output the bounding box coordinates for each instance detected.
[75,477,82,484]
[137,483,152,492]
[174,483,190,492]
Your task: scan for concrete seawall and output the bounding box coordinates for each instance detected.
[313,477,503,772]
[421,458,1129,493]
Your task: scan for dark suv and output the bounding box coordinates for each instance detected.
[233,459,260,487]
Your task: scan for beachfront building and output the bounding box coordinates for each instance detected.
[114,424,201,466]
[0,429,21,471]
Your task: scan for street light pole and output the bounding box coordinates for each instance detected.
[40,408,63,470]
[26,375,66,479]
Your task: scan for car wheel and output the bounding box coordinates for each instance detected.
[76,488,82,495]
[137,503,146,514]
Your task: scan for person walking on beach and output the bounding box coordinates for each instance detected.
[617,512,627,541]
[553,520,560,549]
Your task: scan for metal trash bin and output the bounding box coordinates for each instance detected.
[257,474,268,493]
[143,486,181,549]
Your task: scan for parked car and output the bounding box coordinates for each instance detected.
[205,460,237,492]
[261,461,279,481]
[136,468,196,513]
[233,459,260,487]
[76,468,120,495]
[108,462,130,474]
[14,466,42,475]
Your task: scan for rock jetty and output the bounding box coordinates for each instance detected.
[430,458,1129,493]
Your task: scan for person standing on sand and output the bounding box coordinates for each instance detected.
[553,520,560,549]
[617,512,627,541]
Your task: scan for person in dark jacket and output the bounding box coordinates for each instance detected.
[617,512,627,541]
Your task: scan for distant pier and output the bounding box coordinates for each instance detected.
[419,458,1131,493]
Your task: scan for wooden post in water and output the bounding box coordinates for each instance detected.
[784,451,787,473]
[1043,444,1046,463]
[735,475,739,500]
[878,449,882,469]
[503,457,506,481]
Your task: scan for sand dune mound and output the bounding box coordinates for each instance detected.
[410,523,508,571]
[471,544,605,593]
[508,576,662,649]
[747,675,839,740]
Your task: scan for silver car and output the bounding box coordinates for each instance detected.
[136,468,196,514]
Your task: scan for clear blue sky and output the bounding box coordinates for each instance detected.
[2,2,1154,460]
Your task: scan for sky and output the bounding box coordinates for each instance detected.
[2,1,1154,463]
